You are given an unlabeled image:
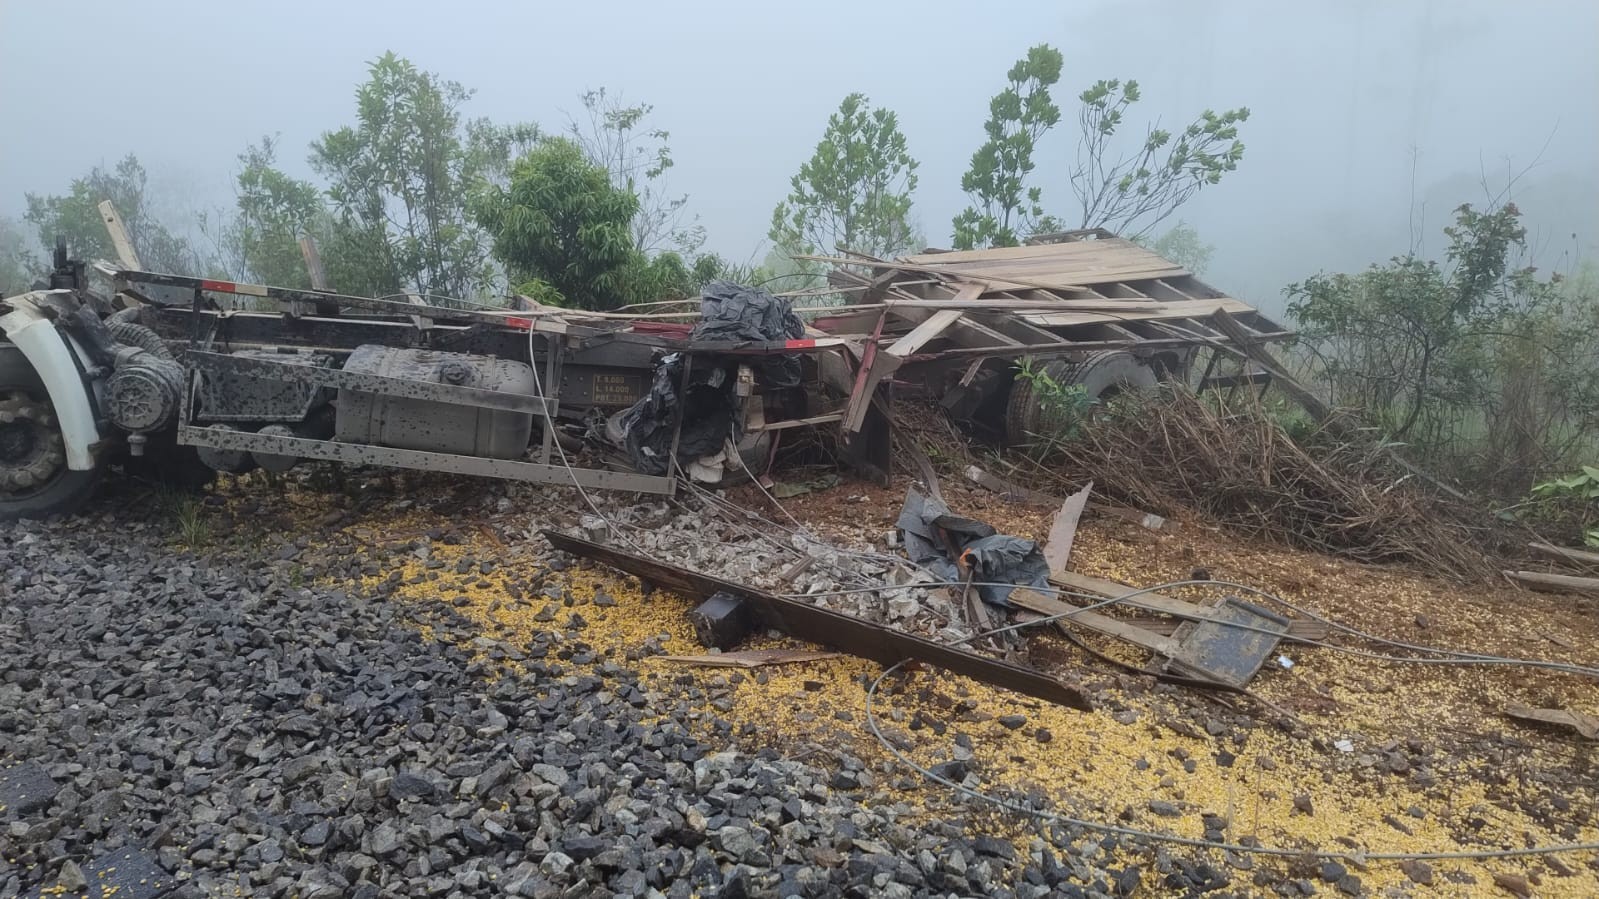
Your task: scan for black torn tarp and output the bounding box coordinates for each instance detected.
[897,488,1051,607]
[692,280,806,388]
[614,353,735,475]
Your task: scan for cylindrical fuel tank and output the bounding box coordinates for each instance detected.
[334,346,536,460]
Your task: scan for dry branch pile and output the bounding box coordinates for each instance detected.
[1031,388,1512,582]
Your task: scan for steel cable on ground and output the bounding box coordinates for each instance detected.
[749,577,1599,681]
[859,588,1599,863]
[517,328,1594,857]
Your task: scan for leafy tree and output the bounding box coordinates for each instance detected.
[472,138,640,310]
[769,93,920,264]
[311,52,511,300]
[1070,79,1248,238]
[233,136,323,288]
[688,252,772,291]
[1146,221,1213,274]
[24,154,199,273]
[566,88,699,255]
[0,217,38,295]
[1288,202,1598,489]
[197,136,399,296]
[952,45,1064,250]
[465,119,543,190]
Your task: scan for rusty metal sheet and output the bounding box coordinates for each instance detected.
[1164,596,1290,689]
[543,531,1091,710]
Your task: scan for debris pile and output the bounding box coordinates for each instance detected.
[563,488,973,643]
[1033,385,1511,581]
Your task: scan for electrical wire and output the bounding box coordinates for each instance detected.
[524,324,658,558]
[1136,579,1599,680]
[861,589,1599,862]
[515,324,1596,859]
[752,576,1599,681]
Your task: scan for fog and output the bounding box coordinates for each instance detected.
[2,0,1595,314]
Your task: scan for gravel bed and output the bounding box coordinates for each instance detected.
[0,490,1130,899]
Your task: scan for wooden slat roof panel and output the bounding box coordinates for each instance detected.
[902,238,1190,291]
[1019,298,1257,328]
[905,236,1169,267]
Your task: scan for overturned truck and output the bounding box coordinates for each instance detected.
[0,231,1288,519]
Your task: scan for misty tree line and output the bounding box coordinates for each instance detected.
[0,54,730,307]
[0,47,1240,309]
[1286,200,1599,498]
[768,44,1246,272]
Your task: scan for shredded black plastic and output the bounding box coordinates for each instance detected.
[691,280,805,388]
[615,354,734,475]
[896,488,1052,607]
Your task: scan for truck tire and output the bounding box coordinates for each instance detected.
[0,345,101,519]
[106,320,175,360]
[1004,350,1157,446]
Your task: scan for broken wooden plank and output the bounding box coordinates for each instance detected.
[1095,505,1169,532]
[883,298,1162,312]
[543,530,1092,710]
[1044,482,1092,578]
[777,556,816,583]
[903,236,1173,268]
[298,235,331,290]
[793,254,1091,293]
[98,200,142,270]
[1528,542,1599,570]
[1009,586,1180,656]
[1021,298,1257,328]
[660,649,841,669]
[1209,309,1330,420]
[965,464,1058,506]
[1505,704,1599,740]
[1504,570,1599,596]
[887,308,964,357]
[1050,570,1331,641]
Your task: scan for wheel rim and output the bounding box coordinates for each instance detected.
[0,389,68,500]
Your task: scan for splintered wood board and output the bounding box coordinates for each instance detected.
[1050,571,1330,642]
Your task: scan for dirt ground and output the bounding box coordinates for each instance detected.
[191,463,1598,897]
[749,473,1599,895]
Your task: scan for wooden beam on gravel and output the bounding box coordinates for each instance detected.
[545,530,1093,710]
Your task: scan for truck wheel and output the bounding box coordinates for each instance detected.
[1004,350,1157,446]
[0,348,101,519]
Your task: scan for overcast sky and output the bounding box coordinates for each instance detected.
[2,0,1595,313]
